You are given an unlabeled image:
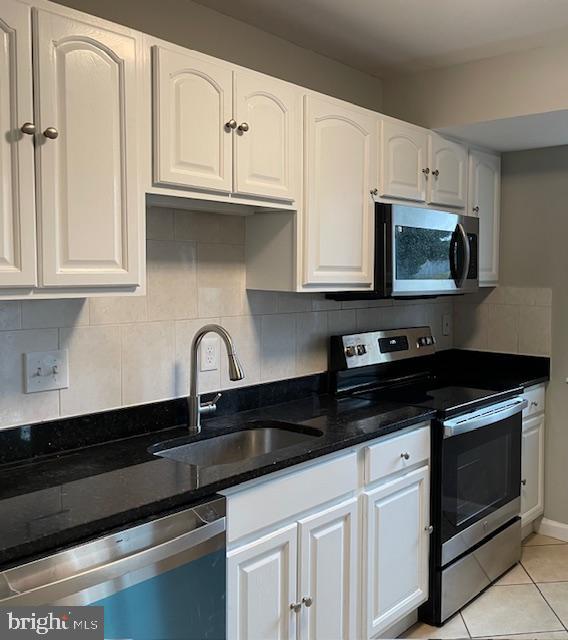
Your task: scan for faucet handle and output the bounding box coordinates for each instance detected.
[199,392,222,416]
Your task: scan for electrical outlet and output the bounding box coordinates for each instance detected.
[25,349,69,393]
[200,336,219,372]
[442,313,452,337]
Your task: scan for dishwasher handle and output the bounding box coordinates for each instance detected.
[0,506,225,606]
[443,398,527,439]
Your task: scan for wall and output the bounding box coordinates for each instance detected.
[0,208,453,431]
[382,42,568,129]
[52,0,383,112]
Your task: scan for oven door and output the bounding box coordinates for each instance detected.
[390,205,478,297]
[440,398,525,566]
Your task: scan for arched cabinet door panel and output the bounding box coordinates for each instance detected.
[0,0,36,287]
[153,46,233,193]
[234,71,300,202]
[303,95,377,288]
[429,135,467,209]
[34,8,142,287]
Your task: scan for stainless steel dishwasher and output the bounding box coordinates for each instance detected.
[0,497,226,640]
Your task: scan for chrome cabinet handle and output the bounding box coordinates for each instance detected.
[422,167,430,175]
[370,188,379,196]
[521,479,527,486]
[425,525,434,534]
[20,122,36,135]
[472,205,480,213]
[531,401,539,407]
[432,169,440,177]
[238,122,249,132]
[401,452,410,460]
[225,119,237,130]
[43,127,59,140]
[302,596,313,608]
[290,602,302,613]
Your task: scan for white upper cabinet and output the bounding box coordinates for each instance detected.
[380,119,428,202]
[153,46,233,192]
[303,95,376,288]
[428,134,468,209]
[234,71,300,201]
[34,7,142,287]
[0,0,37,287]
[469,149,501,286]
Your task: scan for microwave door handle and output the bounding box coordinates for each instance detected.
[449,228,459,286]
[456,222,470,287]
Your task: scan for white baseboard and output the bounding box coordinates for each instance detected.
[537,517,568,542]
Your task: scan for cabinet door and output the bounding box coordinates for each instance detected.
[234,71,300,201]
[34,8,142,287]
[429,135,467,208]
[469,150,500,286]
[303,95,376,287]
[298,499,357,640]
[153,46,233,193]
[0,0,36,287]
[363,466,429,638]
[227,523,297,640]
[521,415,545,527]
[380,119,428,202]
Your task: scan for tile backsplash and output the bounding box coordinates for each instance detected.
[454,286,552,356]
[0,208,454,430]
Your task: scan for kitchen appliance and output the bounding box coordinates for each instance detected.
[329,327,525,625]
[328,203,479,300]
[0,496,226,640]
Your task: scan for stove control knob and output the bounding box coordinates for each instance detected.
[345,346,356,358]
[356,344,367,355]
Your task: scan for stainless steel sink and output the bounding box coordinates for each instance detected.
[150,422,322,468]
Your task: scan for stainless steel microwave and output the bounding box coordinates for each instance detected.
[329,203,479,299]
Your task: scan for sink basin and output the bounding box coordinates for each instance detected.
[150,421,322,468]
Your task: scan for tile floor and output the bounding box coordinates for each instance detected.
[399,533,568,640]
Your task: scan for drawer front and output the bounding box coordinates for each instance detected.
[523,384,545,418]
[225,451,358,543]
[364,425,430,485]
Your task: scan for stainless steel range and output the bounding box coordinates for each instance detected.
[329,326,526,626]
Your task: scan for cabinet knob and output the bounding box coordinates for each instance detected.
[238,122,250,132]
[425,525,434,534]
[422,167,430,175]
[521,479,527,486]
[432,169,440,177]
[401,452,410,460]
[370,188,379,196]
[225,119,237,130]
[472,205,480,214]
[302,596,313,608]
[43,127,59,140]
[20,122,36,135]
[531,401,539,407]
[290,602,302,613]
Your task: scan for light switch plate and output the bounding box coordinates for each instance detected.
[200,336,219,372]
[25,349,69,393]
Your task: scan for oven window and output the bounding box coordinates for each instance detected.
[395,226,453,280]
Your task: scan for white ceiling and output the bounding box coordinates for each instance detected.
[192,0,568,77]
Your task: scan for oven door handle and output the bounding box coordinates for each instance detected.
[443,398,527,438]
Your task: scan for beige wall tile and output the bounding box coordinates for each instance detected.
[277,292,312,313]
[245,290,278,315]
[296,312,328,376]
[146,207,174,241]
[261,314,296,382]
[175,319,221,396]
[328,309,357,335]
[91,295,147,325]
[175,211,245,244]
[21,299,89,329]
[342,298,393,310]
[197,243,246,317]
[356,307,384,331]
[519,306,551,356]
[0,302,21,330]
[534,288,553,307]
[122,322,175,405]
[454,303,489,350]
[312,295,341,311]
[220,315,262,388]
[0,330,59,428]
[487,304,520,353]
[60,326,121,417]
[147,240,197,321]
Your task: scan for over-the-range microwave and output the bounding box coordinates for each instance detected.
[329,203,479,300]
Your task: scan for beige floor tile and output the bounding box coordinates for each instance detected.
[524,533,567,547]
[460,584,563,638]
[399,613,470,639]
[495,562,532,585]
[522,545,568,582]
[476,632,568,639]
[539,582,568,626]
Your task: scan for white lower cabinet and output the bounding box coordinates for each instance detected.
[226,426,431,640]
[520,384,546,528]
[362,466,430,638]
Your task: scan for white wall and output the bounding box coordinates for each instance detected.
[0,208,453,430]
